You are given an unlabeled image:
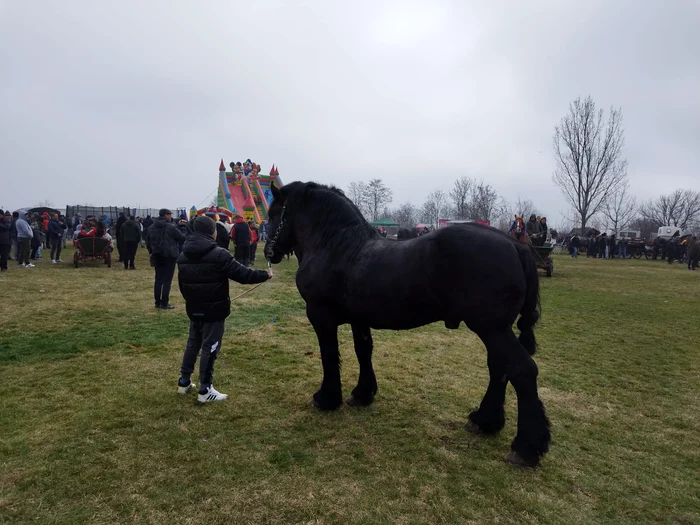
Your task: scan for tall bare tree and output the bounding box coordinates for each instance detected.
[553,96,628,231]
[639,189,700,230]
[450,177,472,220]
[363,179,393,221]
[420,190,447,226]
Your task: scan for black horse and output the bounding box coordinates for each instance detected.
[264,182,550,467]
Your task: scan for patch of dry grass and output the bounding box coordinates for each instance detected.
[0,248,699,524]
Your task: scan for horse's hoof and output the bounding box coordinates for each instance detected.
[311,392,341,411]
[503,450,539,468]
[464,421,485,435]
[345,394,373,407]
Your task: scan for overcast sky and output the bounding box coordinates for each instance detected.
[1,0,698,226]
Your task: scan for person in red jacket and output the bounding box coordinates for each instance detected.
[248,220,259,265]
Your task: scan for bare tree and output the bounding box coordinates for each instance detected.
[601,181,637,233]
[420,190,447,226]
[35,199,54,208]
[209,196,218,207]
[450,177,473,220]
[553,96,628,231]
[512,198,539,219]
[639,189,700,230]
[348,181,369,218]
[470,182,500,222]
[363,179,393,221]
[391,203,418,229]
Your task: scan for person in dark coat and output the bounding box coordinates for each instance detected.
[176,215,270,402]
[0,210,11,271]
[598,233,607,259]
[47,213,67,263]
[115,212,127,262]
[121,215,141,270]
[608,234,616,259]
[230,215,251,266]
[537,217,548,247]
[146,209,187,309]
[526,214,541,244]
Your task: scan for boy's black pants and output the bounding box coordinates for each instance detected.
[180,320,226,392]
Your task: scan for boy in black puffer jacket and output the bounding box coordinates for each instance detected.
[176,215,271,403]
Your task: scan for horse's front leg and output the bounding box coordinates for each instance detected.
[347,324,378,407]
[307,306,342,410]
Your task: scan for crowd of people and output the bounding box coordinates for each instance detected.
[0,209,70,269]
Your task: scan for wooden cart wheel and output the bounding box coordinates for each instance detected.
[546,259,553,277]
[73,252,79,268]
[106,252,112,268]
[633,251,643,259]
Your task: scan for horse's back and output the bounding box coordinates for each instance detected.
[343,224,529,330]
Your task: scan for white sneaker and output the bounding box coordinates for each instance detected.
[24,263,35,268]
[198,386,228,403]
[51,259,57,264]
[57,259,63,263]
[177,381,197,395]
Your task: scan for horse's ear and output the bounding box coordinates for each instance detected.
[271,182,282,202]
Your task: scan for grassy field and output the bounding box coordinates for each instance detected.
[1,247,699,524]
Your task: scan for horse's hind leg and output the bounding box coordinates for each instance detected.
[466,347,507,435]
[347,324,378,407]
[479,328,550,467]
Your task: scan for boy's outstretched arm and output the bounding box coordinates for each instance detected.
[220,251,270,284]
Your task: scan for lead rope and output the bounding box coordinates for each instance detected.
[230,259,274,302]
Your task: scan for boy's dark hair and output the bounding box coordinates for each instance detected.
[159,208,172,218]
[13,211,19,218]
[193,215,216,236]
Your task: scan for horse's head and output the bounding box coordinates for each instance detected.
[264,182,296,263]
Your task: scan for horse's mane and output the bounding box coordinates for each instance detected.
[283,181,379,259]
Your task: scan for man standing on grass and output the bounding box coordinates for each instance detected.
[176,215,271,402]
[48,213,66,263]
[230,215,251,266]
[146,209,186,309]
[121,215,141,270]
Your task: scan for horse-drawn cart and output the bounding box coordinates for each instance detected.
[533,243,554,277]
[73,237,112,268]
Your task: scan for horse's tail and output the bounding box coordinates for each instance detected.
[515,244,541,355]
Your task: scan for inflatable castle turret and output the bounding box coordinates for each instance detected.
[214,159,283,223]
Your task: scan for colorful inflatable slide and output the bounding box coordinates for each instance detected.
[216,159,283,223]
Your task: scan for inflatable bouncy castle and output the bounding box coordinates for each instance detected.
[216,159,284,223]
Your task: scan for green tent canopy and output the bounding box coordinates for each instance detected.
[370,218,399,227]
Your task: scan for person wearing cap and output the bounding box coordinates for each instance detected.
[146,209,187,309]
[0,210,11,271]
[176,215,271,402]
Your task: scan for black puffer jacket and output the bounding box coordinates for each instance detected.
[177,233,269,322]
[146,218,186,259]
[0,218,10,245]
